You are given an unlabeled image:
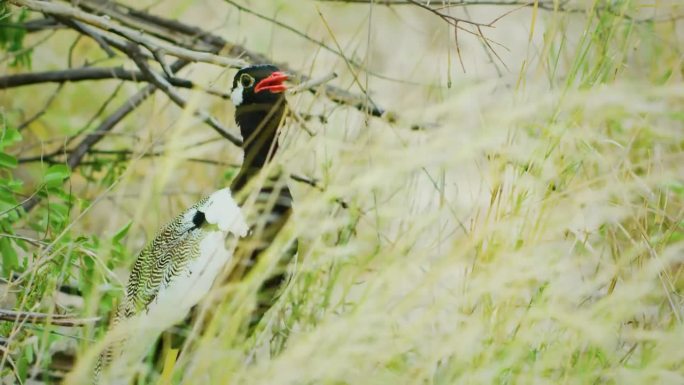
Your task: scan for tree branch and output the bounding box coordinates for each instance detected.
[316,0,684,23]
[77,0,386,117]
[52,15,116,57]
[8,0,247,68]
[0,308,100,327]
[0,66,191,89]
[125,42,243,146]
[20,59,191,213]
[19,148,241,168]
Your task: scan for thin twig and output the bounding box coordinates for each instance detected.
[406,0,491,27]
[316,0,684,23]
[0,28,57,65]
[20,59,191,213]
[90,0,422,89]
[0,66,236,99]
[222,0,403,84]
[126,42,243,146]
[0,346,24,385]
[288,110,316,137]
[476,25,509,71]
[287,72,338,94]
[53,15,116,57]
[20,17,64,32]
[0,66,192,89]
[0,233,47,246]
[16,84,65,130]
[290,174,349,209]
[316,0,563,12]
[64,81,127,147]
[19,149,241,168]
[80,0,388,117]
[8,0,247,68]
[317,7,380,115]
[0,309,100,327]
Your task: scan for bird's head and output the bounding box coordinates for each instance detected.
[230,64,289,107]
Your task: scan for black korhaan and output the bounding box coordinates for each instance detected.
[95,65,295,383]
[152,64,296,370]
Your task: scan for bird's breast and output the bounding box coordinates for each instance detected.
[140,231,230,331]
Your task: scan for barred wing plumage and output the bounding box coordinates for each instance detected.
[94,188,247,382]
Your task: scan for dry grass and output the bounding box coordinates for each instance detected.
[2,0,684,384]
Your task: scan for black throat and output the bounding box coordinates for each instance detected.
[231,97,287,191]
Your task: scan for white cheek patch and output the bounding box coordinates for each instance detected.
[231,84,244,106]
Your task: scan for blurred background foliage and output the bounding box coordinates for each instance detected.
[0,0,683,384]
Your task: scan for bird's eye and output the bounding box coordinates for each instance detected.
[240,73,255,88]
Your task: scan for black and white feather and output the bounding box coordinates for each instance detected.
[95,188,248,381]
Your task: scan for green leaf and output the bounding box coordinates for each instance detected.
[47,202,69,225]
[44,164,70,186]
[5,177,23,190]
[113,220,133,243]
[223,168,238,182]
[0,237,18,277]
[24,343,34,363]
[0,127,22,148]
[0,152,17,169]
[0,188,18,213]
[17,356,28,383]
[665,181,684,197]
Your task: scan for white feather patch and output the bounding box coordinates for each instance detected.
[201,188,249,237]
[140,231,230,330]
[231,83,244,106]
[100,188,249,380]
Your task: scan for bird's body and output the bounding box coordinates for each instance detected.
[95,188,247,381]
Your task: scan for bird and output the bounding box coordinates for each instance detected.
[149,65,297,373]
[94,188,249,382]
[227,64,297,327]
[96,65,296,382]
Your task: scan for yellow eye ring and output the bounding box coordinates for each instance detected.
[239,73,255,88]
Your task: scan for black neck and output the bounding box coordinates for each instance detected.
[231,99,287,191]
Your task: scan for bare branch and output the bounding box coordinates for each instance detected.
[14,0,389,117]
[66,63,191,171]
[125,42,243,147]
[317,8,379,115]
[64,81,127,147]
[94,0,387,116]
[0,66,192,89]
[288,110,316,137]
[21,59,191,213]
[316,0,564,12]
[8,0,247,68]
[290,174,349,209]
[405,0,492,27]
[52,15,116,57]
[19,149,241,168]
[316,0,684,23]
[17,84,65,131]
[0,309,100,327]
[21,17,64,32]
[287,72,338,94]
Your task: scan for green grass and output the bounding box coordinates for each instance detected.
[1,0,684,384]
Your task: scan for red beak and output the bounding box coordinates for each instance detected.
[254,71,289,94]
